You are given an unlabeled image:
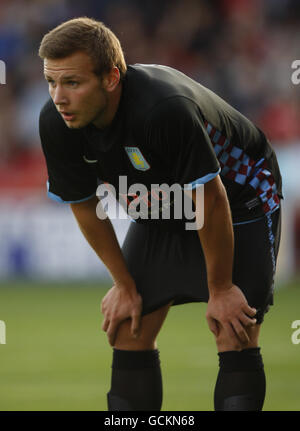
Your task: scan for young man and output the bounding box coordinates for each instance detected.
[38,17,282,411]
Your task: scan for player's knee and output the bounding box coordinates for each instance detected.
[215,325,261,352]
[113,318,157,350]
[216,334,243,352]
[113,302,172,350]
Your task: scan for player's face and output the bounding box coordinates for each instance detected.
[44,51,109,129]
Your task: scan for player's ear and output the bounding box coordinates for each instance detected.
[102,67,120,92]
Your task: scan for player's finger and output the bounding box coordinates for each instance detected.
[107,320,120,347]
[231,319,250,345]
[102,317,109,332]
[106,323,116,346]
[131,311,141,338]
[243,304,257,317]
[239,314,257,327]
[206,316,219,337]
[223,322,243,348]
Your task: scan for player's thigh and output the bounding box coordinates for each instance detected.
[214,211,281,353]
[113,301,173,350]
[215,323,261,352]
[231,209,281,320]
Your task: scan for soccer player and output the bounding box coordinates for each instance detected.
[38,17,282,411]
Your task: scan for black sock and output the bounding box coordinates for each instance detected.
[214,347,266,411]
[107,348,162,411]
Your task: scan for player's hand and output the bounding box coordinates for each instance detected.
[205,284,257,348]
[101,280,142,346]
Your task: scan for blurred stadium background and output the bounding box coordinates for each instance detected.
[0,0,299,411]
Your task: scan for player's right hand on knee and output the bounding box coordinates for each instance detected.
[101,280,142,346]
[205,284,257,349]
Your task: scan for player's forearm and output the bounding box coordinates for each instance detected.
[194,179,234,294]
[70,197,134,287]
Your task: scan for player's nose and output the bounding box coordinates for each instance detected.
[52,85,68,106]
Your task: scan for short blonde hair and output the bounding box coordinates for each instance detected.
[39,17,127,79]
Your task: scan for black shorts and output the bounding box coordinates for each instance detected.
[122,207,281,324]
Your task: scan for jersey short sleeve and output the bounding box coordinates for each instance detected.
[39,99,98,203]
[145,96,220,189]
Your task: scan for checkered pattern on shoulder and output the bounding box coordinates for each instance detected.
[204,121,280,214]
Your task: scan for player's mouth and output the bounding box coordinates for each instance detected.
[60,111,75,121]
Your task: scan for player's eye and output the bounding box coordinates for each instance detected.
[67,81,78,87]
[47,79,55,87]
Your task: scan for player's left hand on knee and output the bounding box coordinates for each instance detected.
[206,284,257,347]
[101,281,143,346]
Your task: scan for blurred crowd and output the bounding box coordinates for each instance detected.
[0,0,300,187]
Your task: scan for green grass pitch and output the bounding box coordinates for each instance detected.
[0,279,299,411]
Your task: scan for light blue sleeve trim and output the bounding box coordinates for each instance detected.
[233,216,264,226]
[185,167,221,190]
[233,206,280,226]
[46,181,96,204]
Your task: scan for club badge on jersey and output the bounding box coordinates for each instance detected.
[124,147,150,171]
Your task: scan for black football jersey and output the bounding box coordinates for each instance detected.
[39,64,282,227]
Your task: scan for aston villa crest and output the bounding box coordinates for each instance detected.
[124,147,150,171]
